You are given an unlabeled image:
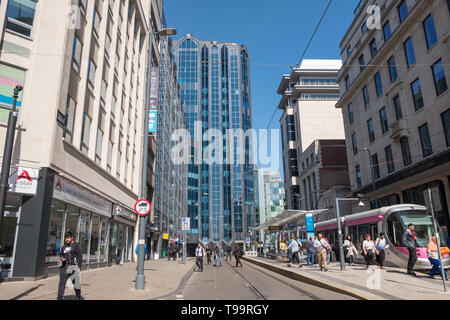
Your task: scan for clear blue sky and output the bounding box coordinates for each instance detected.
[164,0,360,176]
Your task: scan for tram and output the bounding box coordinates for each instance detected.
[314,204,450,269]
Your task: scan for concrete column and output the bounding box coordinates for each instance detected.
[12,168,55,280]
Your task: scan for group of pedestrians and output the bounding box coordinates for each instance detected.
[194,243,244,271]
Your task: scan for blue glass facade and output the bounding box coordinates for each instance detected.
[175,35,254,244]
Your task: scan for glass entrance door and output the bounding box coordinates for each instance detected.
[0,194,21,279]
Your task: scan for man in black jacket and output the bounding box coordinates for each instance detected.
[57,232,83,300]
[233,244,244,268]
[402,223,419,276]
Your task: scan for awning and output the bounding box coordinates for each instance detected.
[255,209,329,231]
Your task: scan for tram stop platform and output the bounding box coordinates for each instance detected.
[0,258,195,300]
[242,256,450,300]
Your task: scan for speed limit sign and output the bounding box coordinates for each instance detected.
[134,199,151,216]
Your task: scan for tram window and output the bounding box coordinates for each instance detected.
[398,212,445,247]
[387,214,404,246]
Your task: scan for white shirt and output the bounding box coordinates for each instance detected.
[375,238,386,250]
[288,239,299,253]
[363,240,375,252]
[195,247,205,257]
[314,238,329,253]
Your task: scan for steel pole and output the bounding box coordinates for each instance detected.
[183,229,186,264]
[335,198,346,270]
[367,149,379,209]
[136,25,154,290]
[428,188,447,292]
[0,86,23,254]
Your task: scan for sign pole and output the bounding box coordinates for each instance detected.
[183,229,186,264]
[428,188,447,292]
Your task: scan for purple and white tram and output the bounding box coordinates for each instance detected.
[314,204,450,269]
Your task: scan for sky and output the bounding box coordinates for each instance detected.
[163,0,360,178]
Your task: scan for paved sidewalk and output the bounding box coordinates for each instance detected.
[244,256,450,300]
[0,258,195,300]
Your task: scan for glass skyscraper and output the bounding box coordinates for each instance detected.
[174,34,254,247]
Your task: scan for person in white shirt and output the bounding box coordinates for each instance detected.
[195,243,206,272]
[314,232,330,272]
[375,232,387,269]
[362,234,378,270]
[287,235,302,268]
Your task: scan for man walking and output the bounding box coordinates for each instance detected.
[213,243,223,267]
[225,245,232,262]
[287,235,302,268]
[233,244,244,267]
[57,232,83,300]
[314,232,330,272]
[306,237,315,265]
[403,223,419,276]
[206,246,212,265]
[195,243,206,272]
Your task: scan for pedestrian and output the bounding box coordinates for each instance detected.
[344,235,352,263]
[280,240,287,263]
[375,233,387,269]
[427,235,448,280]
[330,244,337,263]
[257,242,262,257]
[206,246,212,265]
[167,242,172,260]
[171,242,178,261]
[306,237,315,265]
[195,243,206,272]
[226,245,232,262]
[346,240,358,265]
[324,237,331,265]
[402,223,419,276]
[213,243,223,267]
[362,233,378,270]
[57,232,84,300]
[314,232,329,272]
[233,244,244,267]
[286,235,302,268]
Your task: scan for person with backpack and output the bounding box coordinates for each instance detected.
[314,232,329,272]
[57,232,83,300]
[362,233,378,270]
[375,233,387,269]
[213,243,223,267]
[205,246,212,265]
[233,244,244,267]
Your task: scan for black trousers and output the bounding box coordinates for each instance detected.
[196,257,204,271]
[364,252,375,266]
[206,255,211,264]
[235,255,242,267]
[407,248,418,273]
[57,266,80,300]
[289,251,300,264]
[376,249,385,267]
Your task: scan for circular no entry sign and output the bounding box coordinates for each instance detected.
[134,199,151,216]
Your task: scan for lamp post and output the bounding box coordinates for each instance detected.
[360,148,379,209]
[135,26,176,291]
[0,85,23,252]
[335,197,364,270]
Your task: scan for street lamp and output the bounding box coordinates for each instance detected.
[335,197,364,270]
[136,26,177,291]
[360,148,379,209]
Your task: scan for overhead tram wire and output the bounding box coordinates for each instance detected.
[248,0,334,173]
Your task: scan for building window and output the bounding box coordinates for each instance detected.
[418,123,433,157]
[289,149,299,177]
[398,1,408,23]
[385,145,395,173]
[442,109,450,147]
[348,103,354,124]
[370,39,378,58]
[352,133,358,155]
[367,118,375,143]
[388,56,397,82]
[400,137,412,166]
[72,34,83,73]
[286,115,296,141]
[345,75,350,91]
[361,22,367,34]
[359,55,365,72]
[363,86,370,108]
[393,95,403,120]
[379,107,389,134]
[0,63,25,122]
[423,15,438,49]
[383,22,392,41]
[404,37,416,68]
[88,59,96,90]
[371,153,380,180]
[410,78,424,111]
[346,45,352,57]
[80,113,91,154]
[64,96,76,143]
[5,0,36,37]
[93,8,101,37]
[355,165,362,188]
[374,72,383,97]
[432,59,448,96]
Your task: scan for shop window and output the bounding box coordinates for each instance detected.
[108,222,118,263]
[79,210,91,263]
[45,200,66,264]
[0,63,25,122]
[0,194,21,273]
[99,217,108,262]
[89,214,100,263]
[64,204,79,238]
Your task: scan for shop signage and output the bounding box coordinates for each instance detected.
[53,177,112,217]
[268,226,282,231]
[306,214,314,232]
[8,166,39,195]
[134,199,151,216]
[113,204,137,222]
[149,67,159,110]
[148,110,157,133]
[163,233,169,240]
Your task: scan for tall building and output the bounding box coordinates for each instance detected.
[0,0,159,280]
[152,29,187,258]
[336,0,450,234]
[277,59,345,210]
[253,170,285,243]
[174,34,254,249]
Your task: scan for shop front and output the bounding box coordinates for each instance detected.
[109,204,136,265]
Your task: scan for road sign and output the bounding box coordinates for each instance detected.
[134,199,151,216]
[246,237,250,244]
[202,237,208,243]
[181,217,190,231]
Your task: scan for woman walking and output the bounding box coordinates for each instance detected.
[346,239,358,266]
[344,235,352,263]
[280,240,287,263]
[427,235,448,280]
[205,246,212,265]
[375,233,387,269]
[363,233,378,270]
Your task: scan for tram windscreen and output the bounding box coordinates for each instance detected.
[387,210,446,248]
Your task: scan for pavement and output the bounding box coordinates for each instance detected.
[243,256,450,300]
[0,258,195,300]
